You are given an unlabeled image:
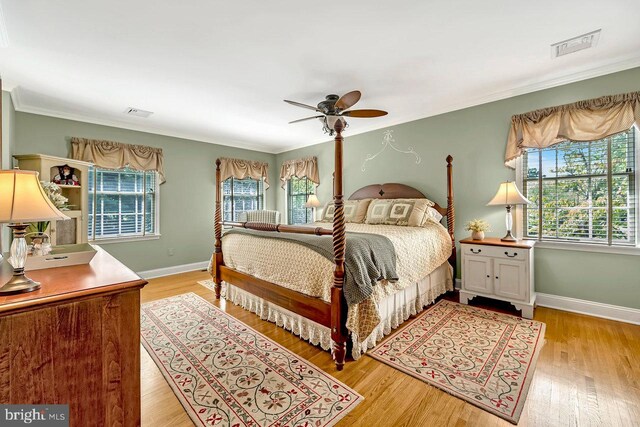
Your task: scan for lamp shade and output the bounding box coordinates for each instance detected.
[0,170,70,223]
[304,194,321,208]
[487,181,531,206]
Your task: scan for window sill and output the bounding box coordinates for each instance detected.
[529,239,640,256]
[90,234,161,245]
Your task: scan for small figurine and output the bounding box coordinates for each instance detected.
[53,164,80,185]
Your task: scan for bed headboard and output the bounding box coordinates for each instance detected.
[349,183,447,217]
[348,155,455,279]
[348,156,454,233]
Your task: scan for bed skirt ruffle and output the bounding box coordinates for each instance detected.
[222,262,453,360]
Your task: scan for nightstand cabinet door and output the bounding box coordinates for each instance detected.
[493,259,527,301]
[463,255,492,294]
[460,238,536,319]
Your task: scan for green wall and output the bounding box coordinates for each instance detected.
[1,91,15,169]
[13,112,277,272]
[276,67,640,310]
[1,91,16,252]
[7,67,640,308]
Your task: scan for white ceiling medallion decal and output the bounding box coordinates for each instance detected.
[361,130,421,172]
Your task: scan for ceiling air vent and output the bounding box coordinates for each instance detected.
[551,29,601,58]
[124,107,153,118]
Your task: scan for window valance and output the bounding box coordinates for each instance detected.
[505,91,640,168]
[219,157,270,189]
[279,156,320,189]
[70,137,166,183]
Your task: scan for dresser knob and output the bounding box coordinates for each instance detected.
[504,251,518,258]
[470,248,482,254]
[495,276,499,279]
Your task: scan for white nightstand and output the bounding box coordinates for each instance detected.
[460,237,536,319]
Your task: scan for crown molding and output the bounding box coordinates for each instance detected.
[9,54,640,156]
[10,87,276,154]
[0,2,9,48]
[274,55,640,154]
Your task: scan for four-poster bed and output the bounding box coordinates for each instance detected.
[212,120,455,370]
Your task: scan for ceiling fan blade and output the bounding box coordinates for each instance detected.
[341,109,388,118]
[289,115,325,124]
[284,99,321,112]
[335,90,361,110]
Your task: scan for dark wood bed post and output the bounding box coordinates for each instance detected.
[331,119,348,371]
[446,155,456,279]
[213,159,224,298]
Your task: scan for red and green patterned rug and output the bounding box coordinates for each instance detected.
[141,292,362,426]
[369,300,545,424]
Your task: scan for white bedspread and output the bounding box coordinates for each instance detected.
[221,221,453,342]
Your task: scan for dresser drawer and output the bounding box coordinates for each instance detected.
[462,244,527,261]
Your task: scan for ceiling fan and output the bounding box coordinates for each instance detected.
[284,90,388,135]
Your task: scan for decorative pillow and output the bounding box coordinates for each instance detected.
[365,198,435,226]
[422,206,444,224]
[320,199,372,223]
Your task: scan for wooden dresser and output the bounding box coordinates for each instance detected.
[0,246,147,426]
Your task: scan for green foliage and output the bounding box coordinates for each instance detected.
[523,129,635,243]
[288,176,315,224]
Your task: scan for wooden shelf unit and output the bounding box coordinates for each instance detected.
[13,154,91,245]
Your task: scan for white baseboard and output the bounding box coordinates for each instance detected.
[137,260,209,280]
[455,278,462,289]
[141,266,640,325]
[455,279,638,325]
[536,293,640,325]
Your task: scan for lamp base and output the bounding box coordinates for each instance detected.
[1,223,41,295]
[0,271,41,295]
[500,230,517,242]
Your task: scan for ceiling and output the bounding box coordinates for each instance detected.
[1,0,639,153]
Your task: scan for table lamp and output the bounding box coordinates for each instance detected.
[0,169,70,294]
[304,194,321,222]
[487,181,530,242]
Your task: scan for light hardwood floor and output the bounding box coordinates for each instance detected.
[141,270,640,427]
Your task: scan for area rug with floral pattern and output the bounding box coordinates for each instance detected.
[369,299,545,424]
[141,292,362,426]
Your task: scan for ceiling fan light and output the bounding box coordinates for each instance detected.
[325,116,345,128]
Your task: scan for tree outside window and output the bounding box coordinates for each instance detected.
[222,178,264,221]
[522,128,636,245]
[287,177,315,224]
[88,166,158,240]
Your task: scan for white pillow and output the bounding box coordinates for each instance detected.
[422,206,443,225]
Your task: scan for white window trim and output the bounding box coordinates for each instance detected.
[284,179,317,225]
[89,168,161,243]
[220,177,266,222]
[94,234,161,245]
[515,125,640,255]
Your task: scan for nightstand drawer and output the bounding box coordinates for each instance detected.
[462,244,527,261]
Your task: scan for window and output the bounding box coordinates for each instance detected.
[88,167,159,240]
[287,176,315,224]
[521,128,637,246]
[222,178,264,221]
